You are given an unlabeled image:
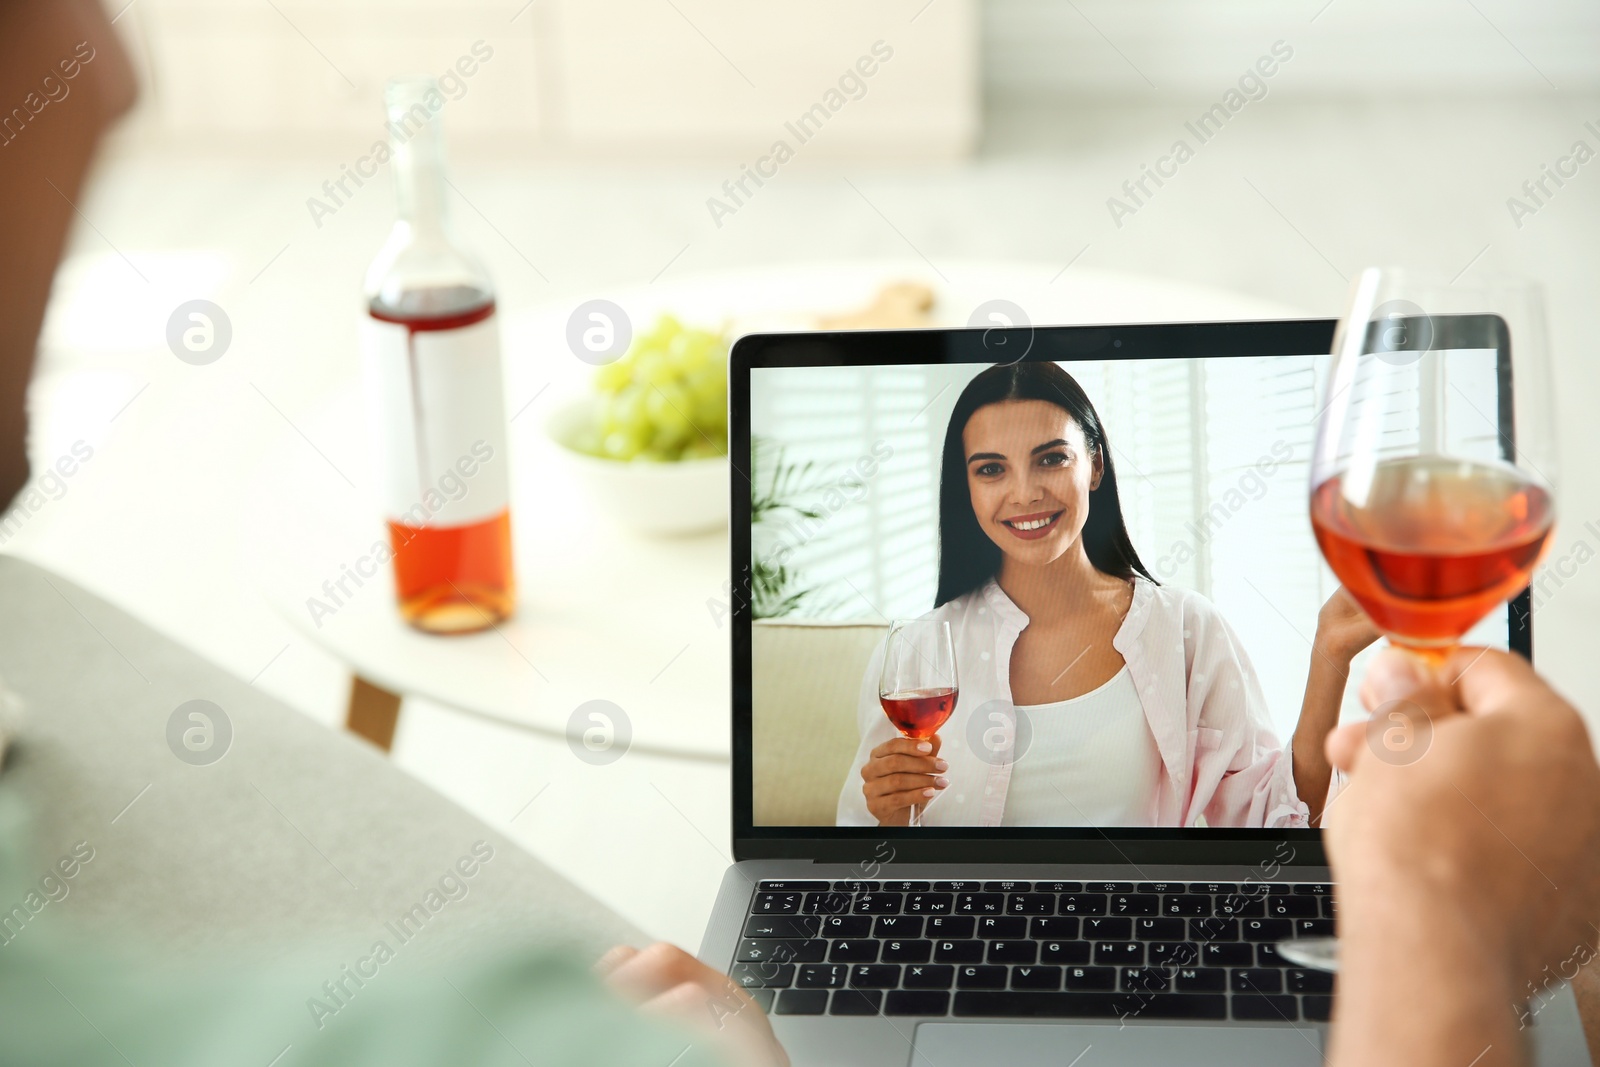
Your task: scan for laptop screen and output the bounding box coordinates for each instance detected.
[739,327,1521,840]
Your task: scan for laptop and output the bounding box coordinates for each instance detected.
[700,317,1585,1065]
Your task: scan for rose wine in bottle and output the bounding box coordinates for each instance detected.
[361,77,514,634]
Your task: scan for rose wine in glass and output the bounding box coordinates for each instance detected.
[879,619,959,827]
[1285,267,1559,973]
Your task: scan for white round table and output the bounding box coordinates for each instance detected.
[244,261,1305,761]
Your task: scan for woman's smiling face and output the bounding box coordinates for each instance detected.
[963,399,1102,565]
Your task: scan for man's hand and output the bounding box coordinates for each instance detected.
[1324,648,1600,1066]
[597,942,790,1067]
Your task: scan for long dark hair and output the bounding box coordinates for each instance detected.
[934,361,1154,606]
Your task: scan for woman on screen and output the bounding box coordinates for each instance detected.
[835,361,1374,828]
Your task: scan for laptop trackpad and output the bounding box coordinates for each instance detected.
[913,1022,1324,1066]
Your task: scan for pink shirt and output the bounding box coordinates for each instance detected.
[836,577,1310,829]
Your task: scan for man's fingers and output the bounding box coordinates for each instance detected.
[594,944,640,977]
[1326,721,1367,773]
[1444,646,1541,717]
[604,943,712,1003]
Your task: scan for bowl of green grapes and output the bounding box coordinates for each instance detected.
[547,315,728,536]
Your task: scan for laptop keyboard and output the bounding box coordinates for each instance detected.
[734,880,1336,1023]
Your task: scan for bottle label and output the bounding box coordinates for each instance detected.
[361,313,510,527]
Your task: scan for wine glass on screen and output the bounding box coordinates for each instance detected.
[879,619,959,828]
[1283,266,1558,973]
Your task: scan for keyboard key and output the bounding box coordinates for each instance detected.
[833,880,876,893]
[885,990,949,1016]
[1084,882,1135,894]
[854,893,903,915]
[1295,919,1336,938]
[1187,882,1238,894]
[1134,918,1185,941]
[796,964,848,988]
[829,990,881,1015]
[1081,917,1132,940]
[748,989,775,1013]
[1217,897,1266,918]
[1294,883,1332,895]
[1011,965,1063,990]
[882,939,933,963]
[1266,884,1294,895]
[735,939,826,964]
[1064,966,1118,991]
[934,940,986,963]
[851,965,901,989]
[731,963,794,988]
[903,964,955,989]
[1256,943,1290,967]
[1233,968,1283,994]
[805,891,852,915]
[774,989,827,1015]
[1031,917,1080,940]
[760,880,829,892]
[934,881,981,893]
[1148,942,1200,966]
[1303,995,1334,1021]
[1190,918,1239,942]
[1232,994,1298,1022]
[743,916,820,939]
[1041,941,1092,965]
[1200,943,1252,967]
[1094,941,1144,966]
[1035,881,1082,893]
[1240,919,1293,942]
[828,940,878,963]
[976,917,1027,939]
[883,881,931,893]
[926,916,975,939]
[1176,966,1225,992]
[984,880,1032,892]
[987,941,1038,964]
[1321,897,1338,919]
[874,916,923,938]
[820,916,872,938]
[906,893,953,915]
[1288,968,1335,994]
[953,991,1226,1020]
[1136,882,1183,894]
[1268,896,1318,918]
[1121,967,1172,992]
[956,893,1005,915]
[957,965,1008,989]
[1008,893,1055,915]
[753,893,801,914]
[1163,895,1212,917]
[1110,894,1158,916]
[1057,894,1107,916]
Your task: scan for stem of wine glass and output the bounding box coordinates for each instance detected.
[908,799,921,828]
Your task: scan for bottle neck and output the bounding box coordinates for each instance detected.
[387,106,449,235]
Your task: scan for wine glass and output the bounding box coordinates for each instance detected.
[1283,266,1559,973]
[878,619,959,827]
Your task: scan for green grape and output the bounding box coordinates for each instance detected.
[581,313,727,463]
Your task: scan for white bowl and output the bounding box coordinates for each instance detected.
[545,399,728,537]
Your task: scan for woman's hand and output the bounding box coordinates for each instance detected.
[1313,586,1380,665]
[861,735,948,826]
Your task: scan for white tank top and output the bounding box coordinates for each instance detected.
[1001,666,1162,827]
